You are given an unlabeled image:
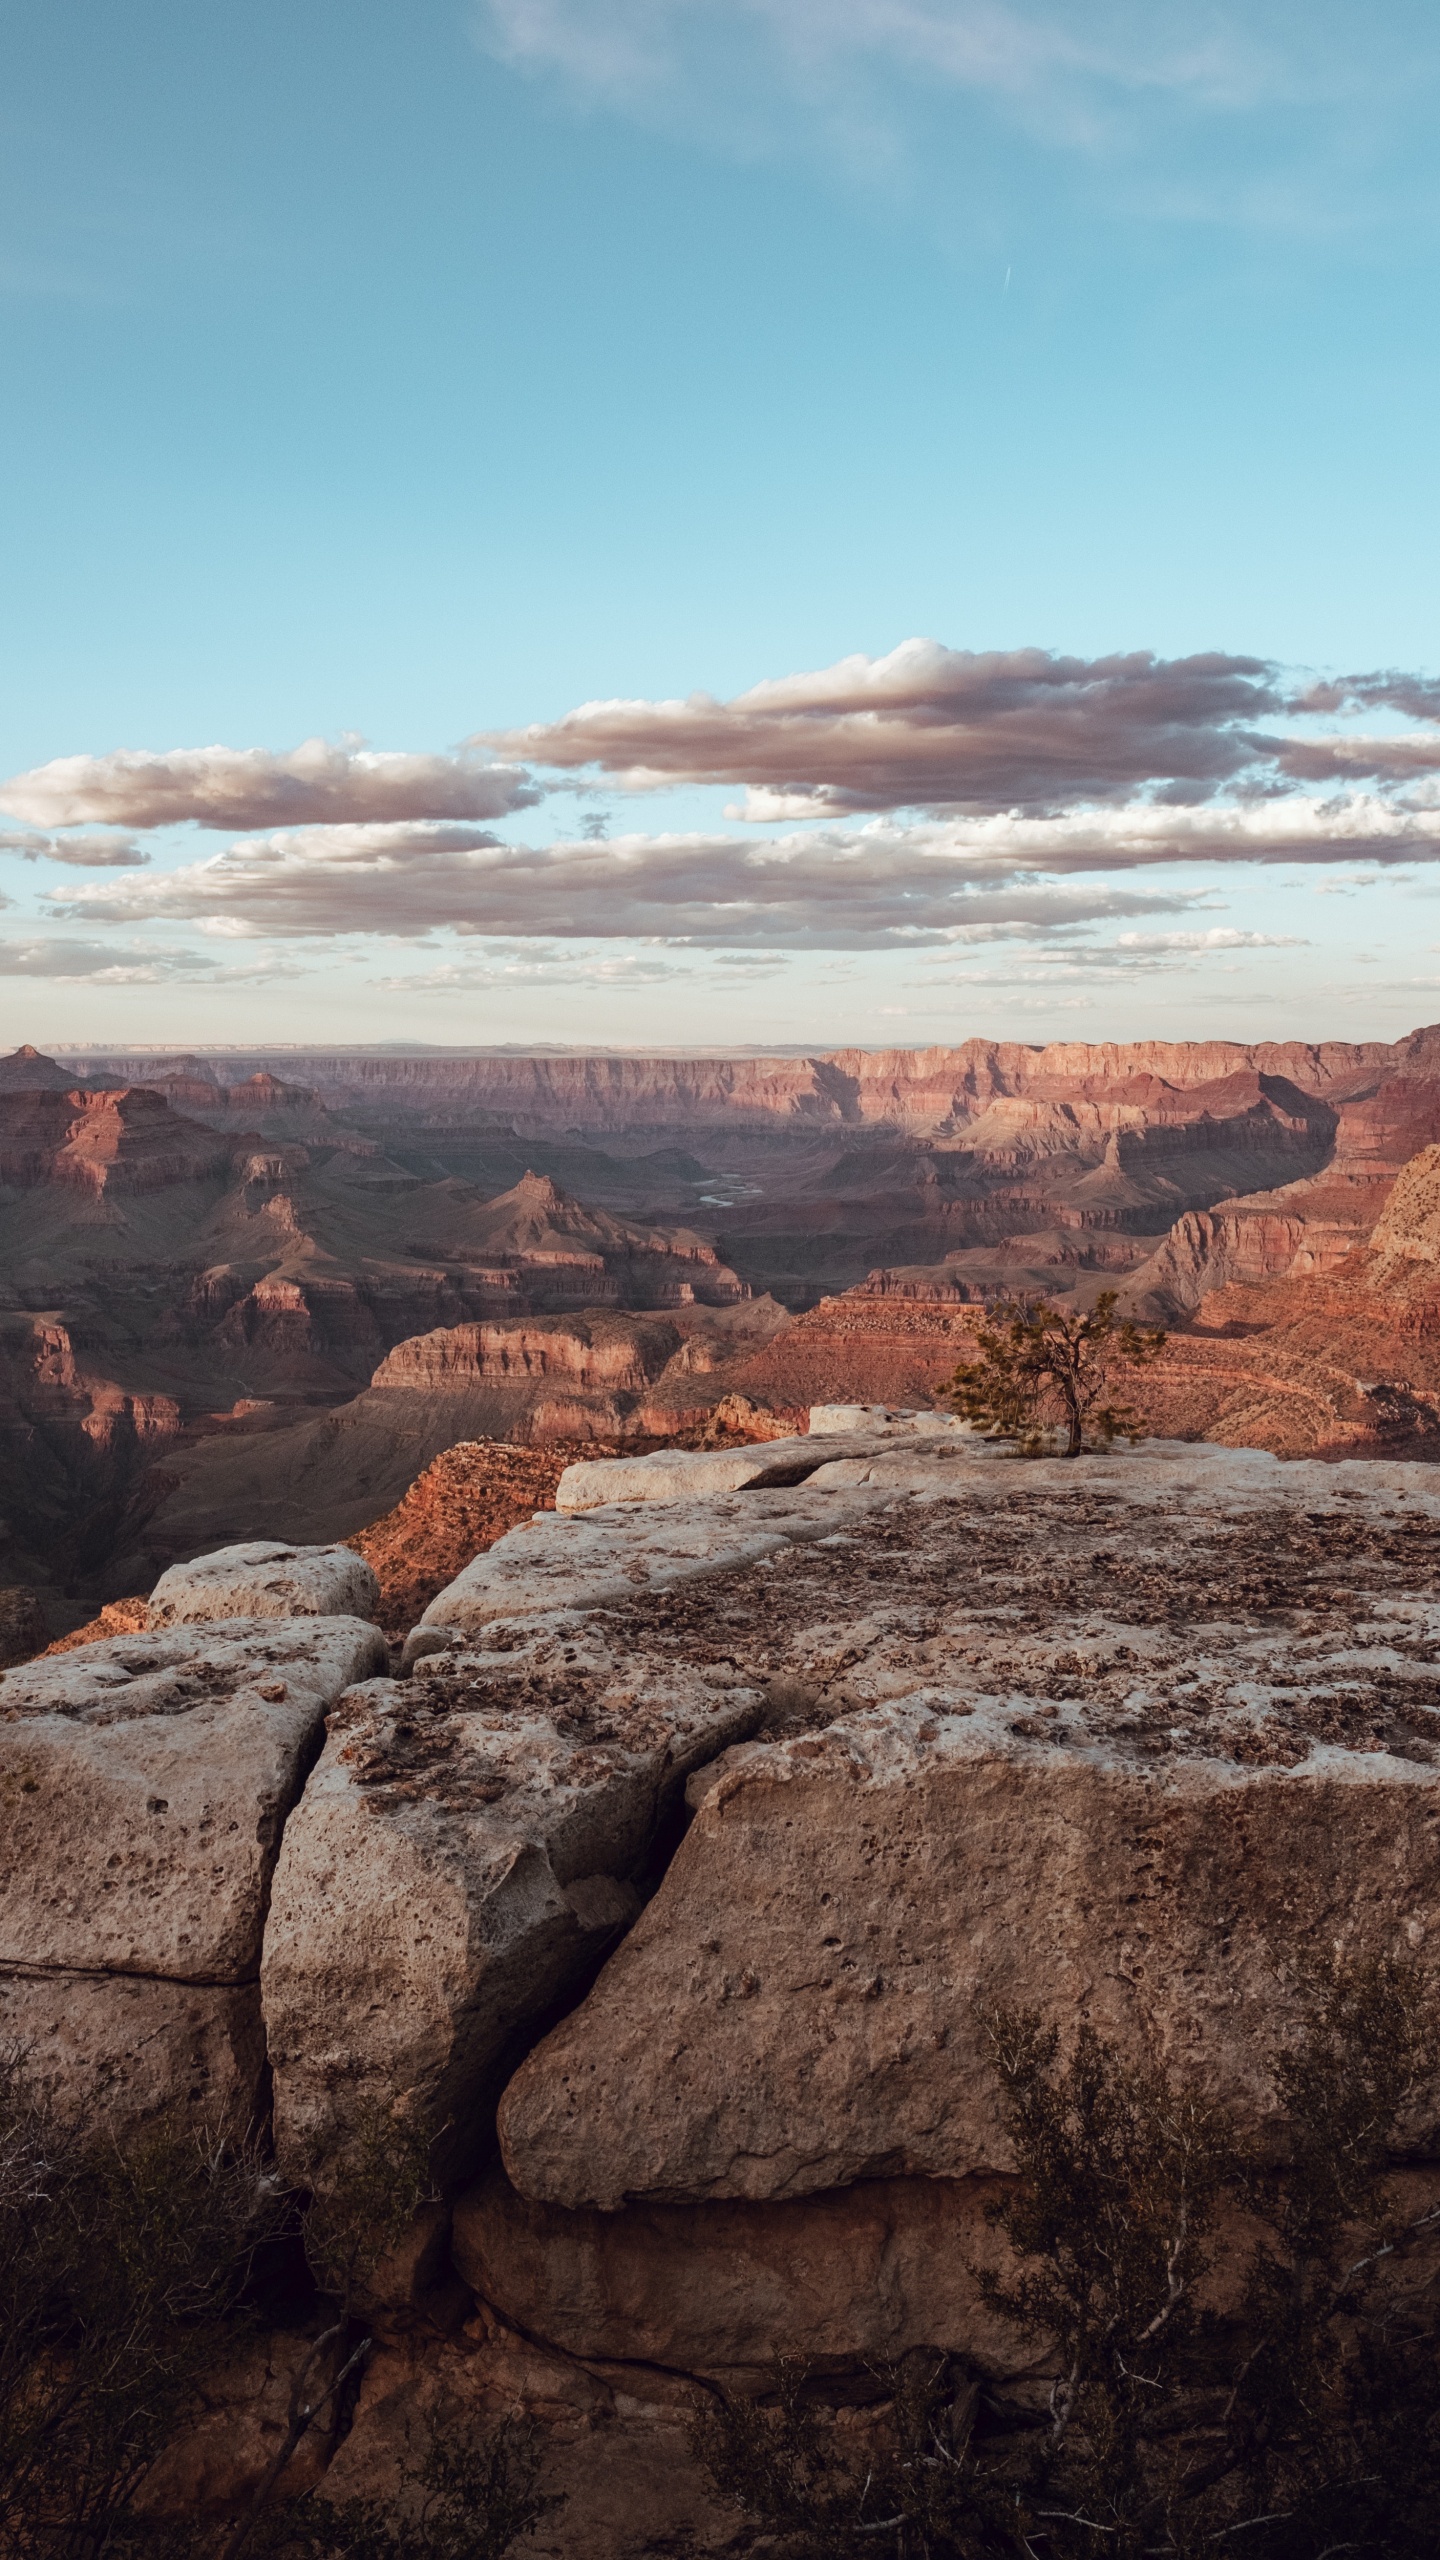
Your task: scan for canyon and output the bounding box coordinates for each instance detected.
[6,1025,1440,1636]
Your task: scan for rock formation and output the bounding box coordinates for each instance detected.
[11,1411,1440,2551]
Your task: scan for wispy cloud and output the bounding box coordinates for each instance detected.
[46,818,1211,947]
[474,1,1439,229]
[0,741,536,832]
[0,938,307,983]
[0,827,148,868]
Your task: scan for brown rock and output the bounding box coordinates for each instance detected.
[454,2162,1026,2378]
[0,1970,267,2133]
[316,2315,746,2560]
[0,1585,48,1667]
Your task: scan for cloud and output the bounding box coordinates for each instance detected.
[46,816,1224,948]
[377,948,694,992]
[0,741,537,832]
[918,925,1305,985]
[481,638,1286,816]
[477,2,1341,128]
[0,938,307,983]
[0,827,148,867]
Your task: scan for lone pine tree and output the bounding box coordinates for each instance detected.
[943,1292,1167,1458]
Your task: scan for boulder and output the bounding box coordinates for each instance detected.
[261,1626,766,2186]
[0,1616,385,1980]
[0,1614,384,2132]
[454,2162,1025,2377]
[554,1439,830,1511]
[497,1445,1440,2208]
[400,1482,891,1667]
[149,1539,380,1626]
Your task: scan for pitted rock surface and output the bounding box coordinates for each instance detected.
[149,1539,381,1626]
[552,1413,968,1513]
[262,1623,767,2183]
[497,1442,1440,2207]
[0,1615,386,1981]
[400,1482,893,1665]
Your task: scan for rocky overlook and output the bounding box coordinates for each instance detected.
[9,1028,1440,1643]
[9,1412,1440,2552]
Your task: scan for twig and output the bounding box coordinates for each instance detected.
[218,2325,373,2560]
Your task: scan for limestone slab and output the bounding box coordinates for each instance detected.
[149,1539,380,1625]
[262,1627,765,2185]
[401,1483,891,1666]
[0,1616,386,1980]
[0,1968,266,2134]
[454,2162,1024,2376]
[497,1450,1440,2208]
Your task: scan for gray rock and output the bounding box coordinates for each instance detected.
[401,1483,893,1667]
[0,1616,385,1984]
[149,1540,380,1627]
[497,1446,1440,2208]
[261,1629,766,2185]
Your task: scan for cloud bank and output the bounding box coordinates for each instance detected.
[49,791,1436,950]
[483,639,1288,815]
[0,741,536,832]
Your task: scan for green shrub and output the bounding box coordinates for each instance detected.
[942,1294,1166,1458]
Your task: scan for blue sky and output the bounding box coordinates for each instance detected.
[4,0,1440,1052]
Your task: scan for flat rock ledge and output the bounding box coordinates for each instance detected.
[18,1420,1440,2559]
[149,1539,380,1626]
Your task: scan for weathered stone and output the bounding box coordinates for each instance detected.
[553,1412,972,1513]
[134,2331,332,2519]
[554,1438,830,1510]
[149,1538,380,1626]
[498,1447,1440,2208]
[0,1969,266,2132]
[454,2162,1026,2377]
[262,1629,765,2185]
[400,1482,891,1666]
[0,1616,385,1981]
[316,2315,747,2560]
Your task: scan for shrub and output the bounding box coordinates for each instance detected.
[0,2058,280,2559]
[697,1958,1440,2557]
[942,1293,1166,1458]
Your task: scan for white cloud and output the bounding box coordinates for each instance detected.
[0,827,148,867]
[45,793,1440,953]
[0,741,536,832]
[482,637,1285,815]
[0,938,308,983]
[47,817,1213,947]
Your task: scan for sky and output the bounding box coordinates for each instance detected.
[3,0,1440,1055]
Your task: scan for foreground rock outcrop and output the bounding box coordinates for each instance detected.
[13,1408,1440,2552]
[0,1613,385,2128]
